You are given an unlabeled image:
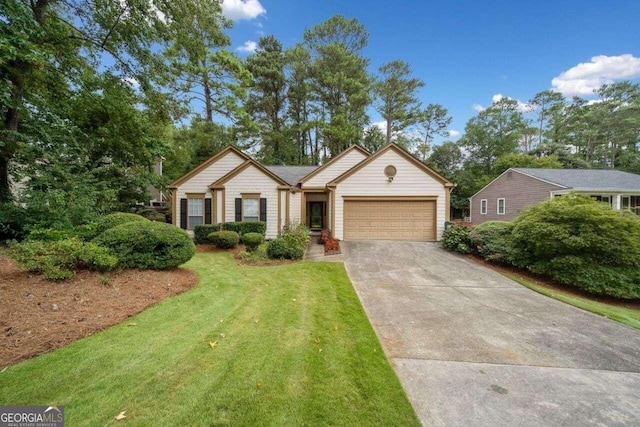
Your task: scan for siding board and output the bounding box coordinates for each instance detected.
[470,169,563,223]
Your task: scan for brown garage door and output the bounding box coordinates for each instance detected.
[343,199,436,241]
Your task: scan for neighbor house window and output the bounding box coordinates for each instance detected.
[188,197,204,229]
[242,197,259,222]
[497,198,505,215]
[480,199,487,215]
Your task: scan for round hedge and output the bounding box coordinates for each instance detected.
[208,230,239,249]
[95,212,149,236]
[93,221,195,269]
[242,232,264,251]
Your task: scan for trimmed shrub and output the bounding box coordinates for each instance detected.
[94,221,195,270]
[267,225,310,260]
[239,221,266,236]
[511,194,640,299]
[194,221,267,244]
[95,212,149,236]
[26,224,99,242]
[441,224,471,254]
[468,221,514,263]
[9,238,117,280]
[242,232,264,251]
[208,230,240,249]
[194,224,221,244]
[26,228,74,242]
[267,237,303,260]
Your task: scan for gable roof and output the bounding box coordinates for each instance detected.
[299,145,370,183]
[265,165,319,186]
[513,168,640,192]
[328,142,455,187]
[210,159,289,187]
[168,146,250,189]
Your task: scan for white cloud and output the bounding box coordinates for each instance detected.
[371,121,387,133]
[492,94,533,113]
[236,40,257,53]
[221,0,266,20]
[448,130,460,138]
[473,94,532,113]
[122,76,140,89]
[551,54,640,97]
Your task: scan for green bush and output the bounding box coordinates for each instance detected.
[219,221,267,236]
[242,232,264,251]
[95,212,149,236]
[134,207,168,222]
[193,221,267,244]
[267,225,310,260]
[468,221,514,263]
[26,224,100,242]
[94,221,195,270]
[511,194,640,299]
[9,238,117,280]
[194,224,221,244]
[239,221,267,236]
[441,224,471,254]
[239,242,269,262]
[208,230,240,249]
[0,203,30,242]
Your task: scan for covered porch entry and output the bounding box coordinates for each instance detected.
[302,190,330,232]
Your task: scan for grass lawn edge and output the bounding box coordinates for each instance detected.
[504,273,640,330]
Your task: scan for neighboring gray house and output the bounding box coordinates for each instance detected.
[469,168,640,224]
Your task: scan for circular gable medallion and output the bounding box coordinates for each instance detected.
[384,165,397,178]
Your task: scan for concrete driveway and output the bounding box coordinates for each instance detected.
[342,241,640,427]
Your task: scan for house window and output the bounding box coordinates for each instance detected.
[480,199,487,215]
[242,197,259,222]
[623,196,630,209]
[188,197,204,229]
[497,198,505,215]
[187,198,204,230]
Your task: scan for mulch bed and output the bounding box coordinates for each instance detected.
[0,254,200,368]
[466,254,640,310]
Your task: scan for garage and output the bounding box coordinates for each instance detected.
[343,199,436,241]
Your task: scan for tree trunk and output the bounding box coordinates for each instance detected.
[0,68,25,203]
[203,77,213,122]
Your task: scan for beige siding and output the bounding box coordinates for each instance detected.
[334,150,447,240]
[223,165,280,239]
[470,170,562,224]
[174,151,245,226]
[216,190,224,223]
[304,150,368,187]
[279,190,287,235]
[289,192,302,226]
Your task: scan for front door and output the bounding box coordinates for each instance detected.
[309,202,324,229]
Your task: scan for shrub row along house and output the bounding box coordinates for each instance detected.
[168,143,454,241]
[470,168,640,224]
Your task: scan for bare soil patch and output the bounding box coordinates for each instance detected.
[0,253,199,368]
[467,254,640,310]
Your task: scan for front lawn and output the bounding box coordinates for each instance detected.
[0,253,419,426]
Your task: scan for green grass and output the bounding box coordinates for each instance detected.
[0,253,419,426]
[506,273,640,330]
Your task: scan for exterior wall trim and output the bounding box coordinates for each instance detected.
[299,145,371,184]
[168,146,250,189]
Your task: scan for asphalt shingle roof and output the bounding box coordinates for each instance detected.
[265,165,319,186]
[513,168,640,192]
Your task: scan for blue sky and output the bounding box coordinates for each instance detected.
[221,0,640,144]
